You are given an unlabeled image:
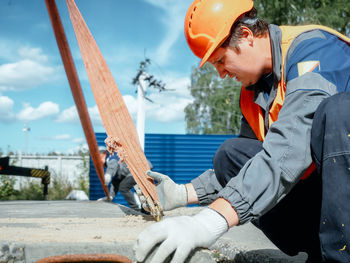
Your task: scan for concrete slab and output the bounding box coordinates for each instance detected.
[0,201,307,263]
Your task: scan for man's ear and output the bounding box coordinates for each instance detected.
[240,26,254,45]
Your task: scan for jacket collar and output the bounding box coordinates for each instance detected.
[269,24,282,84]
[245,24,282,111]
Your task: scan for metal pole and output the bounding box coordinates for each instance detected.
[45,0,109,199]
[136,74,147,151]
[23,125,30,154]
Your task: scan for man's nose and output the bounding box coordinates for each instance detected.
[218,69,227,79]
[215,65,226,79]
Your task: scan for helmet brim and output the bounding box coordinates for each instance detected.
[199,21,232,68]
[198,0,254,68]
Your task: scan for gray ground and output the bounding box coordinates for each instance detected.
[0,201,307,263]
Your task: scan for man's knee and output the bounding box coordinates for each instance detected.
[119,176,135,192]
[118,180,129,193]
[313,92,350,123]
[312,92,350,166]
[213,137,262,187]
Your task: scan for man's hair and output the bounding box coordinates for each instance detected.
[222,7,269,50]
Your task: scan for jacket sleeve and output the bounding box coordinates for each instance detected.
[119,162,132,178]
[218,71,337,224]
[105,159,119,177]
[191,169,223,205]
[190,117,257,204]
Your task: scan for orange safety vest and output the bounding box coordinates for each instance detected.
[240,25,350,178]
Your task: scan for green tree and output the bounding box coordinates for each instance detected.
[0,175,16,200]
[185,64,242,134]
[14,180,44,200]
[76,151,90,196]
[47,175,73,200]
[255,0,350,34]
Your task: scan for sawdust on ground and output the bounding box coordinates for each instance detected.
[0,207,203,243]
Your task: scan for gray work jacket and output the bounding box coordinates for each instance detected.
[192,24,348,224]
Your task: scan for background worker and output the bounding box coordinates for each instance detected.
[135,0,350,262]
[99,146,153,211]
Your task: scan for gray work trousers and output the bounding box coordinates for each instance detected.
[112,174,139,210]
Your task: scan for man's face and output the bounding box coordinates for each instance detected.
[208,39,263,87]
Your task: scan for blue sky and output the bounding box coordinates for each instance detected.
[0,0,199,154]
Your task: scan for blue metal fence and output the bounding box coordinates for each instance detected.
[90,133,235,206]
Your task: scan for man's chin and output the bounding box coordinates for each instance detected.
[243,79,259,87]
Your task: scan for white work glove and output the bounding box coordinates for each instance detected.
[134,208,228,263]
[104,173,112,186]
[142,171,188,211]
[109,184,115,199]
[97,184,115,202]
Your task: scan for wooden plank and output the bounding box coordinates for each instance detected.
[65,0,161,219]
[45,0,109,199]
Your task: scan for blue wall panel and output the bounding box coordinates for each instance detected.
[90,133,235,206]
[89,132,108,201]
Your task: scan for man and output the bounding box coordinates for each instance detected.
[99,146,148,211]
[135,0,350,262]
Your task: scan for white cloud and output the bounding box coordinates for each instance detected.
[55,105,104,126]
[16,101,59,121]
[0,95,15,122]
[37,134,83,144]
[123,95,138,118]
[142,0,189,65]
[146,75,192,122]
[0,40,15,61]
[162,75,192,97]
[147,97,191,122]
[67,143,88,155]
[54,134,71,140]
[55,106,78,124]
[17,46,48,63]
[0,59,56,91]
[0,42,49,62]
[56,95,139,126]
[0,95,61,123]
[87,105,103,126]
[72,137,84,143]
[55,75,192,125]
[0,44,59,91]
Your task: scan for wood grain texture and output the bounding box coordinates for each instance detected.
[65,0,160,207]
[45,0,109,199]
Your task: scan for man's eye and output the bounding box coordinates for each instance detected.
[217,58,224,64]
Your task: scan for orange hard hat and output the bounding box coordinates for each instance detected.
[184,0,254,67]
